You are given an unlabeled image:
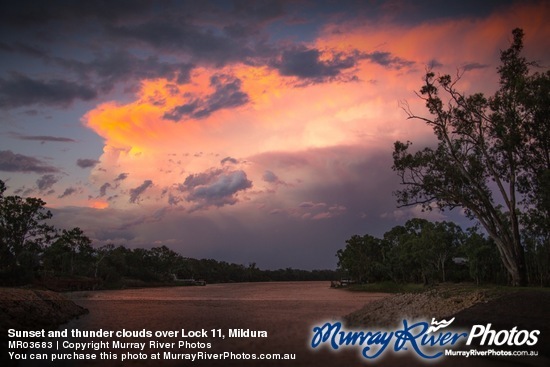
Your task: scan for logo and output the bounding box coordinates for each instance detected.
[427,317,455,333]
[466,324,539,346]
[310,318,539,360]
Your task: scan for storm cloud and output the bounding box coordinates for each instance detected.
[463,62,490,71]
[273,47,362,82]
[76,158,100,169]
[10,133,76,143]
[0,74,97,108]
[364,51,415,70]
[0,150,59,173]
[99,182,111,197]
[180,169,252,210]
[114,173,129,181]
[164,74,249,121]
[58,51,194,93]
[36,174,58,192]
[58,187,77,198]
[129,180,153,204]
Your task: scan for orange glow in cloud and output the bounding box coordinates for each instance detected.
[316,1,549,94]
[89,200,109,209]
[81,1,548,211]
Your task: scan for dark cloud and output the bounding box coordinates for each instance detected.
[58,187,77,198]
[0,0,156,27]
[76,158,100,169]
[94,228,136,242]
[0,41,48,58]
[13,186,35,196]
[182,169,224,189]
[0,150,59,173]
[221,157,238,165]
[223,23,258,39]
[0,0,415,111]
[249,144,401,224]
[9,132,76,143]
[364,51,415,70]
[273,47,361,81]
[36,174,58,191]
[167,193,182,206]
[231,0,286,23]
[180,169,252,210]
[164,74,249,121]
[57,51,194,93]
[129,180,153,203]
[463,62,490,71]
[99,182,111,197]
[428,59,444,68]
[107,17,259,66]
[0,74,97,108]
[0,1,279,75]
[0,0,521,117]
[263,170,278,183]
[114,173,129,181]
[262,170,286,186]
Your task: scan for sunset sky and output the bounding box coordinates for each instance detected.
[1,0,549,269]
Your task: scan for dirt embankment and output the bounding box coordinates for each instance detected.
[345,287,487,327]
[0,287,88,336]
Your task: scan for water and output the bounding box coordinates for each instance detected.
[58,281,386,366]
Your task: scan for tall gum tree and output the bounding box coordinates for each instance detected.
[392,29,549,286]
[0,180,56,281]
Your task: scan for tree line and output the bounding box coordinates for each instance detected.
[0,180,336,288]
[337,218,549,286]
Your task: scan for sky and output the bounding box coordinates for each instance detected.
[1,0,549,270]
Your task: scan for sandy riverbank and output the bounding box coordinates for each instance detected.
[345,285,487,327]
[0,287,88,335]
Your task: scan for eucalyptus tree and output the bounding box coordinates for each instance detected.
[0,180,56,282]
[393,29,549,285]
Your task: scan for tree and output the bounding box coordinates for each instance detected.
[43,227,94,277]
[0,180,56,283]
[393,29,548,286]
[337,234,384,283]
[430,221,463,283]
[386,219,462,284]
[59,227,94,276]
[147,245,182,281]
[93,243,114,279]
[462,227,504,285]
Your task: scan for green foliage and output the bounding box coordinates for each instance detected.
[337,219,508,285]
[0,181,56,284]
[393,29,549,286]
[336,234,385,283]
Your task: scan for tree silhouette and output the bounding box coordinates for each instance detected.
[392,29,549,286]
[0,180,56,283]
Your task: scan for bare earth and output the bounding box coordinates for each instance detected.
[345,287,487,327]
[0,287,87,334]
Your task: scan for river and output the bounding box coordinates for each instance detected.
[59,281,386,366]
